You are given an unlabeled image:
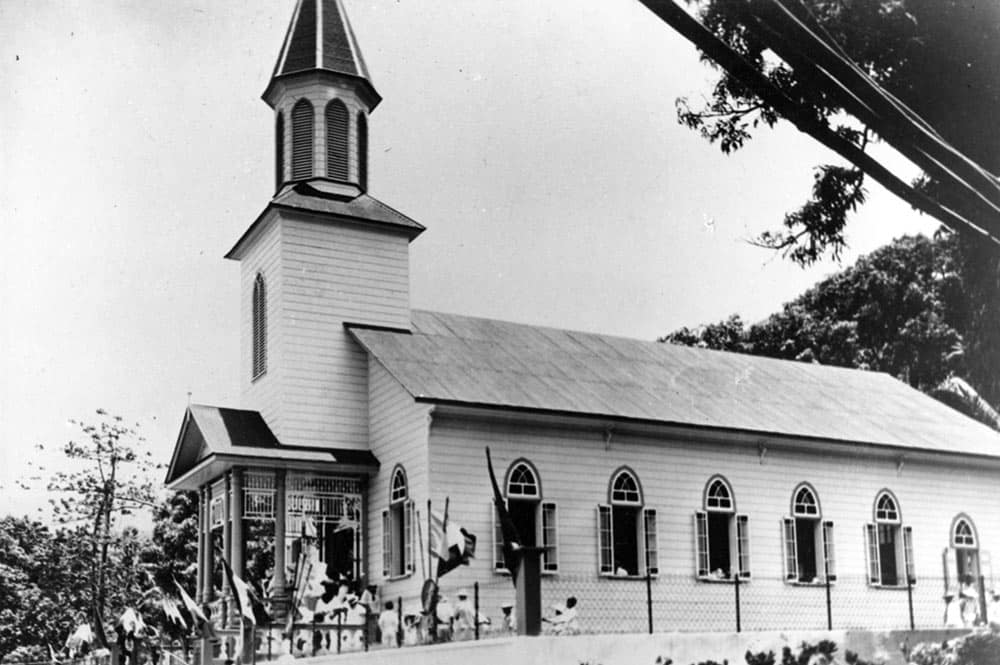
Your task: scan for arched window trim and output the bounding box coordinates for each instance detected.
[873,489,901,523]
[505,459,541,499]
[704,475,735,512]
[608,466,643,505]
[791,482,821,518]
[325,99,349,180]
[251,273,267,379]
[390,465,408,505]
[357,112,368,190]
[951,514,978,549]
[290,98,314,180]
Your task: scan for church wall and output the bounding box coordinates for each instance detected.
[239,216,284,436]
[365,358,431,605]
[421,411,1000,631]
[276,214,410,449]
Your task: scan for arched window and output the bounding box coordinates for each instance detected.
[325,100,349,180]
[252,273,267,379]
[357,113,368,189]
[782,484,835,583]
[382,466,414,578]
[598,468,657,577]
[275,112,284,190]
[953,517,977,548]
[945,515,982,596]
[494,460,557,573]
[694,476,749,580]
[290,99,314,180]
[865,490,914,586]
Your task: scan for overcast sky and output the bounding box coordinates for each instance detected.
[0,0,936,521]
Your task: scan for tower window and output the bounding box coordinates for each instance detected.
[275,112,285,190]
[252,273,267,379]
[695,475,749,580]
[382,466,414,578]
[291,99,314,180]
[325,100,349,180]
[598,468,657,577]
[357,113,368,189]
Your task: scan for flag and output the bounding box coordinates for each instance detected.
[161,595,188,630]
[486,446,523,584]
[429,506,476,578]
[221,558,257,626]
[173,578,215,638]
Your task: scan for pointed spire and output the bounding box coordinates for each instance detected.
[263,0,379,108]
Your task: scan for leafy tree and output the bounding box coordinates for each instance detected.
[142,490,198,593]
[676,0,1000,404]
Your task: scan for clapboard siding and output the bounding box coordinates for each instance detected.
[274,215,410,448]
[424,410,1000,631]
[239,216,283,435]
[366,359,431,604]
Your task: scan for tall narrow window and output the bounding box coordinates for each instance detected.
[493,460,558,573]
[357,113,368,189]
[252,273,267,379]
[944,515,990,594]
[782,484,835,583]
[597,468,656,576]
[382,466,414,578]
[864,490,914,586]
[291,99,314,180]
[694,476,749,579]
[275,112,285,190]
[325,100,349,180]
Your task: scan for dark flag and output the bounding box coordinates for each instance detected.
[173,578,216,639]
[429,506,476,577]
[486,446,523,584]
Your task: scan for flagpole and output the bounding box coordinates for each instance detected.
[415,509,427,579]
[435,497,450,586]
[426,499,432,582]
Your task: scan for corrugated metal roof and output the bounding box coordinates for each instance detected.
[350,310,1000,458]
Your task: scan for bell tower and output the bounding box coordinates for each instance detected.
[226,0,424,450]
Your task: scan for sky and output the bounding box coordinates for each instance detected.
[0,0,937,522]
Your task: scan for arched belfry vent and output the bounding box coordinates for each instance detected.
[265,0,380,106]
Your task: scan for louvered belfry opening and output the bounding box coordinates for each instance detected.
[275,113,285,191]
[325,100,349,181]
[252,273,267,379]
[291,99,314,180]
[357,113,368,190]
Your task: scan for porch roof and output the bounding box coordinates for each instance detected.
[165,404,379,490]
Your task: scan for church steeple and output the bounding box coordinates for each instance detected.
[264,0,380,194]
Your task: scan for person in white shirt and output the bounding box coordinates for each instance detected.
[944,592,963,628]
[453,590,475,641]
[377,601,399,648]
[435,594,454,642]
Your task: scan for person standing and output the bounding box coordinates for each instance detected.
[500,602,516,634]
[377,601,399,648]
[453,590,475,641]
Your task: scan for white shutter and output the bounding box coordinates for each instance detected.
[694,512,709,578]
[382,510,391,578]
[598,505,613,574]
[542,502,558,573]
[822,521,836,581]
[982,551,994,594]
[404,500,415,574]
[782,518,798,581]
[943,547,957,592]
[290,100,314,179]
[643,508,658,576]
[864,524,881,585]
[903,526,916,583]
[736,514,750,578]
[492,503,507,573]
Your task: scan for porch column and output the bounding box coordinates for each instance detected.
[231,468,244,578]
[201,486,214,602]
[196,485,206,603]
[272,469,289,617]
[223,472,232,597]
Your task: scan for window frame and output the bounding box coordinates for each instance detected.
[290,98,314,180]
[598,467,657,578]
[781,483,835,585]
[493,459,558,575]
[325,99,349,181]
[694,475,749,581]
[251,273,267,380]
[382,465,414,580]
[864,490,914,588]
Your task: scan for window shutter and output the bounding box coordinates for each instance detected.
[736,514,750,578]
[864,524,881,585]
[694,511,709,577]
[291,100,314,180]
[381,510,391,577]
[492,504,506,572]
[943,547,957,592]
[598,504,613,574]
[782,518,798,581]
[903,526,916,583]
[275,113,284,190]
[541,502,558,573]
[643,508,658,576]
[357,114,368,190]
[404,500,415,573]
[822,521,836,581]
[325,100,349,180]
[982,551,994,594]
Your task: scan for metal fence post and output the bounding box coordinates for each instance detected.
[979,575,988,625]
[907,576,915,630]
[734,574,741,633]
[646,569,654,634]
[824,565,832,630]
[397,596,403,647]
[475,581,481,640]
[336,611,342,654]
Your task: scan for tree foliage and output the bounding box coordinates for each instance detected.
[678,0,1000,404]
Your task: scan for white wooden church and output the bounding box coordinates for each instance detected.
[166,0,1000,634]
